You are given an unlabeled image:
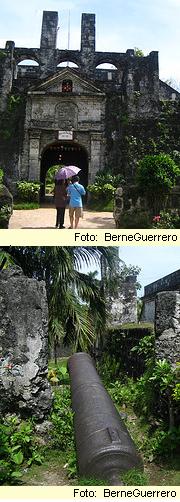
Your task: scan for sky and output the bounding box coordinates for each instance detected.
[119,246,180,296]
[81,246,180,297]
[0,0,180,84]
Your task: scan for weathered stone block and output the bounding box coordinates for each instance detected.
[0,266,52,419]
[155,291,180,366]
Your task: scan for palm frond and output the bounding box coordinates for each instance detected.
[63,289,95,351]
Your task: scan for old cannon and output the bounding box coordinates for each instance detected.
[68,352,142,484]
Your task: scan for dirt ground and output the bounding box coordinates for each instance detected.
[9,208,115,229]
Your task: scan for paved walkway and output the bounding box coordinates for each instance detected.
[9,208,115,229]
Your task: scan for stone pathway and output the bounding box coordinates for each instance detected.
[9,208,115,229]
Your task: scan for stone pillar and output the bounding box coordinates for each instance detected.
[0,41,15,111]
[80,14,95,76]
[108,275,138,325]
[29,133,40,181]
[81,14,95,53]
[0,266,52,419]
[90,133,103,182]
[39,11,58,77]
[155,291,180,366]
[40,11,58,49]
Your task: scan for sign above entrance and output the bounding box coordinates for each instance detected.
[58,131,73,140]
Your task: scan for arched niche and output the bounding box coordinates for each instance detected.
[57,61,79,68]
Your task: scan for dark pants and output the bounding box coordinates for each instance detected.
[56,207,65,228]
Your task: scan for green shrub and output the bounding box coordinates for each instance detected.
[103,325,154,379]
[134,360,180,429]
[16,181,40,202]
[152,210,180,229]
[88,171,125,204]
[48,365,69,386]
[13,202,39,210]
[108,378,137,407]
[51,388,74,451]
[88,182,116,198]
[118,209,151,228]
[0,414,43,485]
[130,334,155,364]
[144,427,180,461]
[97,354,121,385]
[136,154,180,213]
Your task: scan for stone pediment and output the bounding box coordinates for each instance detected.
[29,68,104,96]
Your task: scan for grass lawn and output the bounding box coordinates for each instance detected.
[109,322,154,330]
[48,357,69,370]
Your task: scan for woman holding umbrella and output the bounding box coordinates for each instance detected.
[54,178,68,228]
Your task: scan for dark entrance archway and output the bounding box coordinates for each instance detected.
[40,141,88,202]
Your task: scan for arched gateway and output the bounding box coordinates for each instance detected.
[40,141,88,200]
[18,65,105,196]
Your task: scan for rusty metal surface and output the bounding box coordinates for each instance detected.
[68,352,143,483]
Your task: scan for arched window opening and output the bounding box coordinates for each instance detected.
[62,79,73,93]
[18,60,39,66]
[96,63,117,70]
[57,61,78,68]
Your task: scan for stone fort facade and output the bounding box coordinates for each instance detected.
[0,11,179,198]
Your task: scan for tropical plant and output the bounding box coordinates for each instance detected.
[50,387,74,451]
[0,414,43,485]
[87,171,125,205]
[136,153,180,213]
[134,47,144,57]
[134,360,180,431]
[16,181,40,202]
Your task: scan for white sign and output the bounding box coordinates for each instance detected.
[58,130,73,140]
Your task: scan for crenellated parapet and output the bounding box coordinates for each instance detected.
[0,10,160,107]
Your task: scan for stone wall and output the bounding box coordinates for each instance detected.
[108,275,137,325]
[145,269,180,297]
[141,269,180,323]
[155,291,180,367]
[141,298,155,323]
[0,266,52,419]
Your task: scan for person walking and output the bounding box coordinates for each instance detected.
[67,175,86,229]
[54,179,68,228]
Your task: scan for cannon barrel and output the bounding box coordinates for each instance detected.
[68,352,142,484]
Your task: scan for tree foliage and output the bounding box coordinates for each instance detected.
[136,153,180,213]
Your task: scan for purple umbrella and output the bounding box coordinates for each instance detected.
[55,165,81,180]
